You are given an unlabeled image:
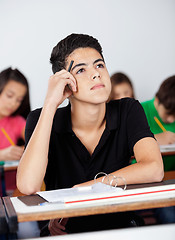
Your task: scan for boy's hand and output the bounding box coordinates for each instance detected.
[44,70,77,110]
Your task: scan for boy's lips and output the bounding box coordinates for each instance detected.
[90,84,105,90]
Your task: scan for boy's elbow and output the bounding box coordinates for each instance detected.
[154,169,164,182]
[16,177,40,195]
[152,161,164,183]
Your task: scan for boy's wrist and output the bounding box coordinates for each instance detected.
[43,101,58,115]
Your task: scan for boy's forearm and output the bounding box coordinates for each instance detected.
[17,105,56,195]
[75,138,164,188]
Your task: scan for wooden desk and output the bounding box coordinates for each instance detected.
[161,151,175,157]
[163,171,175,180]
[3,161,19,171]
[15,195,175,223]
[4,180,175,223]
[0,161,19,197]
[0,197,8,234]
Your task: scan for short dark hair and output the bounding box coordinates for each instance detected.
[0,67,31,119]
[156,75,175,115]
[110,72,135,98]
[50,33,104,73]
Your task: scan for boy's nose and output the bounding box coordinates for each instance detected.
[92,70,100,80]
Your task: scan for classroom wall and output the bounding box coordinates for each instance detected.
[0,0,175,109]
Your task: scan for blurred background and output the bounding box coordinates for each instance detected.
[0,0,175,109]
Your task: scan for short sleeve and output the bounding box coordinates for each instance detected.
[25,108,42,147]
[126,100,154,154]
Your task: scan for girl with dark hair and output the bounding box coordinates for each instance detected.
[0,67,31,195]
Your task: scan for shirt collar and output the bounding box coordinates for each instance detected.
[54,101,119,133]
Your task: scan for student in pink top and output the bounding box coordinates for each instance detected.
[0,67,31,195]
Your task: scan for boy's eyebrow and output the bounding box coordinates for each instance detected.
[93,58,104,64]
[71,58,104,71]
[71,63,86,71]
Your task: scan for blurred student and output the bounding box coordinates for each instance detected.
[109,72,135,100]
[0,67,31,196]
[141,76,175,171]
[141,76,175,224]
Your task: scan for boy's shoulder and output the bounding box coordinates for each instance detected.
[107,98,137,110]
[27,105,70,130]
[29,104,70,119]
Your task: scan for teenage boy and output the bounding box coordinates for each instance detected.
[17,33,163,235]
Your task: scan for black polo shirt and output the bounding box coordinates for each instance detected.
[25,98,153,233]
[25,98,153,190]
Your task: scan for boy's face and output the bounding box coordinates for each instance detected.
[66,47,111,105]
[156,103,175,124]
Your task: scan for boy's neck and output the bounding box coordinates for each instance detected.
[71,102,106,131]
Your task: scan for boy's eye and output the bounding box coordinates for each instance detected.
[76,68,85,74]
[96,63,104,69]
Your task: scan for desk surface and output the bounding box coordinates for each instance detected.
[7,180,175,223]
[163,171,175,181]
[4,160,19,171]
[15,196,175,223]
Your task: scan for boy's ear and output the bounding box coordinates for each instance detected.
[154,96,160,106]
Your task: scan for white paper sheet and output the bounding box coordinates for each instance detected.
[4,160,19,168]
[37,183,175,208]
[37,182,123,203]
[160,143,175,152]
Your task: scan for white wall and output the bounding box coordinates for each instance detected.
[0,0,175,110]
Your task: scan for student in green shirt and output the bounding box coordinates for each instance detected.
[141,76,175,171]
[141,76,175,224]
